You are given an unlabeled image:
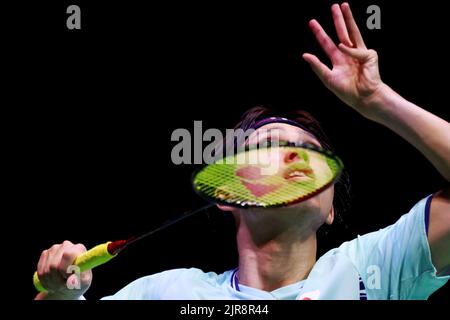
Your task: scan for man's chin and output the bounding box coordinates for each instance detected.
[250,199,320,215]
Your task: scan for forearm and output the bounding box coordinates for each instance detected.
[363,83,450,182]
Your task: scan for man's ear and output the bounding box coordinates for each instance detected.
[325,205,335,225]
[217,204,234,212]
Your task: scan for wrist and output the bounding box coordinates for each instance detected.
[356,82,394,121]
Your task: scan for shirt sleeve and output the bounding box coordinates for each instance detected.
[336,195,450,299]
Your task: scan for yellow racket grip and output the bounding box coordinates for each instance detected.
[33,241,117,292]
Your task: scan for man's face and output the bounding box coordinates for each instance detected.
[220,122,335,229]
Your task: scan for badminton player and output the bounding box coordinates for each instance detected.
[34,3,449,300]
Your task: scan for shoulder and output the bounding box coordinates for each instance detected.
[156,267,233,287]
[102,267,230,299]
[131,267,210,284]
[330,195,432,259]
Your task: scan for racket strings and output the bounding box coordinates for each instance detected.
[193,146,343,208]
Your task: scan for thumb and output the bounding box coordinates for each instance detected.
[338,43,377,62]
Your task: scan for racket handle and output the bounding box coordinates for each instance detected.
[33,241,117,292]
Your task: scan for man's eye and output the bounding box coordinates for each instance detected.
[286,141,298,147]
[257,139,271,148]
[257,137,276,147]
[257,139,296,148]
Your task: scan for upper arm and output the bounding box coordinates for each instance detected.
[429,188,450,276]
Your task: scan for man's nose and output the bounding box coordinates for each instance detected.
[284,151,300,164]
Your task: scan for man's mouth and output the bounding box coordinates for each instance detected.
[283,166,314,181]
[233,162,314,198]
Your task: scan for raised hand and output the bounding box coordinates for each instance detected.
[303,3,383,117]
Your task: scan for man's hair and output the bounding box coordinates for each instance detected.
[231,105,352,231]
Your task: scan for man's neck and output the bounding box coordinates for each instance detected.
[235,211,317,292]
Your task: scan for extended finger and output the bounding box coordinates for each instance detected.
[341,2,366,49]
[332,3,353,47]
[302,53,332,84]
[309,19,344,65]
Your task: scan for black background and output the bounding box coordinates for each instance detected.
[24,0,449,301]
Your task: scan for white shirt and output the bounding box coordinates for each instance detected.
[101,196,449,300]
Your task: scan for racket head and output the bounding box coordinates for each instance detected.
[192,143,344,208]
